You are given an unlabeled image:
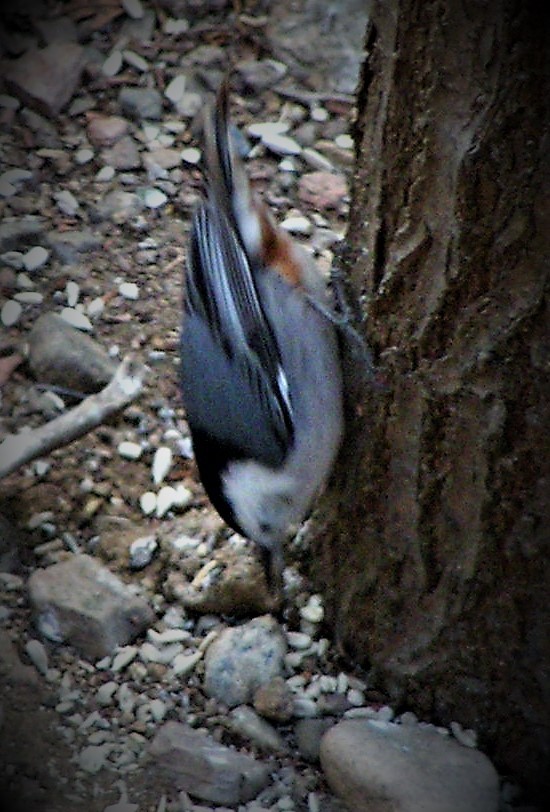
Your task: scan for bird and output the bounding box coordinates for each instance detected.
[179,82,344,594]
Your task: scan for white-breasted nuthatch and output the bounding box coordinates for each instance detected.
[180,83,344,591]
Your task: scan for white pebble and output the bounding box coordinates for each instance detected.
[280,215,313,235]
[65,280,80,307]
[16,272,34,289]
[75,148,94,165]
[102,49,123,77]
[22,245,49,272]
[96,165,115,182]
[155,485,177,518]
[347,688,365,707]
[87,296,105,317]
[118,441,143,460]
[54,189,80,216]
[118,281,139,300]
[180,147,201,165]
[149,698,168,723]
[300,595,324,624]
[292,695,319,718]
[123,49,149,72]
[140,491,157,515]
[1,299,22,326]
[165,75,186,104]
[311,106,329,122]
[122,0,144,19]
[279,157,298,172]
[129,535,158,569]
[111,646,138,672]
[172,483,192,508]
[335,133,354,149]
[163,17,190,35]
[248,121,290,139]
[143,188,168,209]
[301,147,334,172]
[96,681,118,706]
[142,124,160,141]
[152,446,172,485]
[261,132,302,156]
[287,631,312,650]
[35,460,52,477]
[169,650,202,677]
[14,291,43,304]
[60,307,93,331]
[25,639,49,675]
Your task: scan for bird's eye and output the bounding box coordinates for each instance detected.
[259,521,272,534]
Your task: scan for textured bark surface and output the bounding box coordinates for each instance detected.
[312,0,549,800]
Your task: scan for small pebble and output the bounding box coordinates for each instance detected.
[96,166,115,182]
[300,595,324,624]
[169,650,202,677]
[180,147,201,165]
[152,446,172,485]
[118,441,143,460]
[118,281,139,300]
[87,297,105,317]
[22,246,49,272]
[143,188,167,209]
[280,215,313,235]
[16,272,34,289]
[97,681,118,706]
[54,190,80,216]
[261,133,302,156]
[75,148,94,165]
[163,17,190,35]
[13,291,43,304]
[25,639,49,675]
[155,485,178,518]
[287,631,312,650]
[123,49,149,72]
[1,300,22,326]
[140,491,157,515]
[112,646,138,673]
[335,133,354,149]
[248,121,290,139]
[129,535,158,569]
[60,308,93,331]
[66,280,80,307]
[165,75,186,104]
[311,106,329,122]
[102,50,123,77]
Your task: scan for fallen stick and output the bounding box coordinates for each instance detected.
[0,355,146,480]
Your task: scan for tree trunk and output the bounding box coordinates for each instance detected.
[312,0,549,801]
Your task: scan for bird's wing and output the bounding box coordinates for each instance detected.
[181,199,293,466]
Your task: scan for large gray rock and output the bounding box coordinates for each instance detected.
[4,43,86,116]
[148,721,270,805]
[320,719,499,812]
[28,554,154,659]
[204,615,286,707]
[28,312,116,393]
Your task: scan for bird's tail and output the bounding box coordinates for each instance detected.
[204,81,265,265]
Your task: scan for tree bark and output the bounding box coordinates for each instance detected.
[312,0,549,800]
